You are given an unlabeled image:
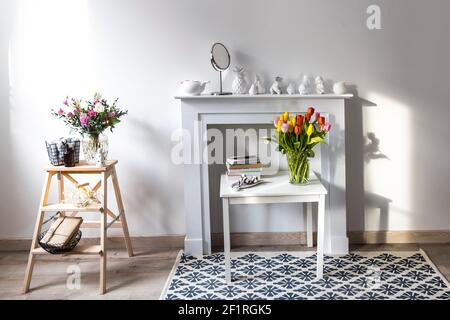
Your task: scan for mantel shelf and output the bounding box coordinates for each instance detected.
[175,93,353,100]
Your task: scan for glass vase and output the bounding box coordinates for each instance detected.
[82,133,108,165]
[287,151,310,185]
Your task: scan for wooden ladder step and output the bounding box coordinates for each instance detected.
[32,245,102,256]
[40,203,103,212]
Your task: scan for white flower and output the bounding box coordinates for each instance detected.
[79,100,88,111]
[94,102,105,113]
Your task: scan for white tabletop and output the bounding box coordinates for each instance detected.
[220,171,327,198]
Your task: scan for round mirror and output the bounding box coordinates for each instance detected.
[210,43,232,95]
[211,43,230,71]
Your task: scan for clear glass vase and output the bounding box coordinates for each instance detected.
[287,151,310,185]
[82,133,108,165]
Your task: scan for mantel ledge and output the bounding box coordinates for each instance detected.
[175,93,353,100]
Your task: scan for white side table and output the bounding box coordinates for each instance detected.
[220,171,327,284]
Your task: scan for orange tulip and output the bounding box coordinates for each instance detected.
[307,106,315,116]
[318,116,325,126]
[294,125,302,135]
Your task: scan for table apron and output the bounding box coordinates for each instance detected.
[227,195,321,205]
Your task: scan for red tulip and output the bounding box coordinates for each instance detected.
[305,113,311,122]
[307,106,315,116]
[294,125,302,135]
[296,114,304,127]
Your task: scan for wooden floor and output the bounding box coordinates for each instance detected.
[0,243,449,300]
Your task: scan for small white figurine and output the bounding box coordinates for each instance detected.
[270,76,283,94]
[249,83,258,95]
[315,76,325,94]
[298,75,311,95]
[286,83,296,95]
[255,75,265,94]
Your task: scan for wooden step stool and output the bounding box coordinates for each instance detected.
[22,160,133,295]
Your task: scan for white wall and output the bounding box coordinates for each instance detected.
[1,0,449,239]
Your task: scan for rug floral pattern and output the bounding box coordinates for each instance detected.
[161,251,450,300]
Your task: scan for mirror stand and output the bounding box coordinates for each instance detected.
[212,71,232,96]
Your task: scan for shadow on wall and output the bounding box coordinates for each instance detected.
[345,84,393,235]
[364,132,389,162]
[365,191,392,229]
[123,117,184,234]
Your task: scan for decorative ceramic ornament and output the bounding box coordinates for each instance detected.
[255,75,265,94]
[270,76,283,94]
[249,83,258,95]
[231,65,248,94]
[315,76,325,94]
[298,75,311,95]
[286,83,296,95]
[333,81,347,94]
[180,80,209,96]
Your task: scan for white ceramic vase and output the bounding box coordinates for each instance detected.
[232,66,247,94]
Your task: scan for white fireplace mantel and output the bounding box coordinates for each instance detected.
[176,93,353,256]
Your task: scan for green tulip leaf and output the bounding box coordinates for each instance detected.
[308,136,323,145]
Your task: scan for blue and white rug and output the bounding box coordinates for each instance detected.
[160,250,450,300]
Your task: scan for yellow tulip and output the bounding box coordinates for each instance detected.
[288,123,294,133]
[277,119,282,129]
[290,116,296,126]
[307,123,313,136]
[283,111,289,121]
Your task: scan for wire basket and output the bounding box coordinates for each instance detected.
[38,229,82,254]
[46,138,80,166]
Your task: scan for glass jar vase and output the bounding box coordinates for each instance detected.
[82,133,108,165]
[287,150,310,185]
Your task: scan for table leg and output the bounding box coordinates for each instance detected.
[317,195,325,279]
[57,172,65,216]
[111,167,133,257]
[306,202,313,247]
[99,172,107,294]
[222,198,231,284]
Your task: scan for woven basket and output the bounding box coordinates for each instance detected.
[38,230,82,254]
[46,138,80,166]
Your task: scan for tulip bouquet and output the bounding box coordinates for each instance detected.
[52,92,128,164]
[266,106,331,184]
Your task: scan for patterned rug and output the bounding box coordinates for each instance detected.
[160,250,450,300]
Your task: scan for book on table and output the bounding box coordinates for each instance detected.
[225,156,263,183]
[226,155,259,165]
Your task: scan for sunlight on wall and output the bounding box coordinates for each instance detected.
[5,0,98,237]
[363,92,412,231]
[10,0,93,145]
[12,0,92,97]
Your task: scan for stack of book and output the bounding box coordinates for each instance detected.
[226,156,263,183]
